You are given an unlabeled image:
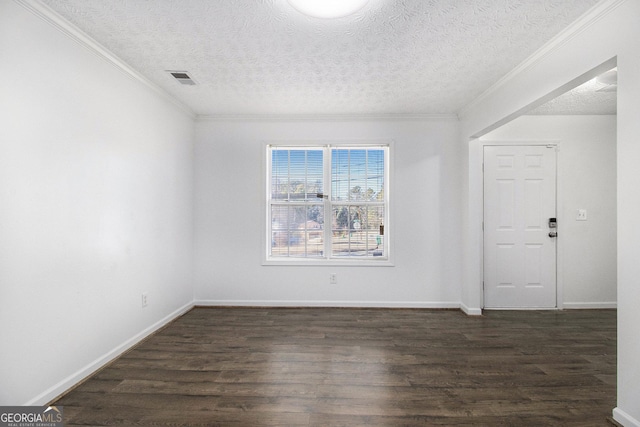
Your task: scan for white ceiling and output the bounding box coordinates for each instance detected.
[40,0,606,117]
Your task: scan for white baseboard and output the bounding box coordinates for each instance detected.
[460,303,483,316]
[25,302,194,406]
[194,299,460,309]
[563,302,617,309]
[614,407,640,427]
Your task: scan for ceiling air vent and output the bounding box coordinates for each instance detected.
[167,71,196,86]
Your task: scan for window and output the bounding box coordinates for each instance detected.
[266,143,390,264]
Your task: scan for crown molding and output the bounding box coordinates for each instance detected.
[14,0,196,120]
[458,0,627,119]
[196,113,459,122]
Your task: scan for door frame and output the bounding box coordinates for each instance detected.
[480,140,563,310]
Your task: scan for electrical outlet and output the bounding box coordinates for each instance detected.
[329,273,337,284]
[576,209,588,221]
[141,292,148,307]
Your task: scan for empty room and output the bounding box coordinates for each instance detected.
[1,0,639,425]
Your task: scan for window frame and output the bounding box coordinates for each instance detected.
[263,140,394,266]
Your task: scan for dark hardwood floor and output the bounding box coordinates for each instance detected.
[53,307,616,426]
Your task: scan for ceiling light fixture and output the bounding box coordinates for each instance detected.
[595,68,617,92]
[288,0,369,18]
[577,68,617,93]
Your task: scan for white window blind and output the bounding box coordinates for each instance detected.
[267,144,389,262]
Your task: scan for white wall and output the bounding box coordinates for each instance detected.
[194,118,462,307]
[459,0,640,424]
[482,115,617,308]
[3,0,635,419]
[0,1,194,405]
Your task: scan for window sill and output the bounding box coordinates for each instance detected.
[262,258,394,267]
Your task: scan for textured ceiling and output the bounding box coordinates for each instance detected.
[40,0,603,116]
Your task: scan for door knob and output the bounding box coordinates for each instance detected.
[549,231,557,238]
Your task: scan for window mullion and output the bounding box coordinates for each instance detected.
[365,150,368,203]
[286,150,291,202]
[347,149,351,202]
[323,146,332,259]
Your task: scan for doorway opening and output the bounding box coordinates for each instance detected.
[478,61,617,310]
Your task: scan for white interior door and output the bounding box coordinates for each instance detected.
[483,145,557,308]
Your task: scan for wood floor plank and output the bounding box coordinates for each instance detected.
[53,307,616,426]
